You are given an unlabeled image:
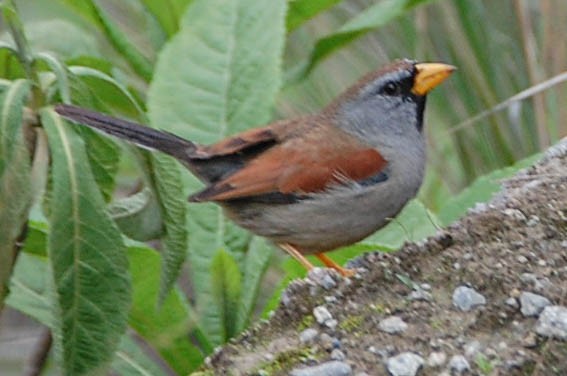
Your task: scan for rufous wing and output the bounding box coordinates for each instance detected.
[189,123,387,202]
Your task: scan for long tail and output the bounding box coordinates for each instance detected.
[54,104,196,160]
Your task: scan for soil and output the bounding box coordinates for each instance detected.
[197,138,567,376]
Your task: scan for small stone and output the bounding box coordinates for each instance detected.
[453,262,461,270]
[537,259,547,267]
[505,297,519,309]
[504,208,526,221]
[522,332,538,348]
[519,292,551,317]
[420,283,431,291]
[448,355,470,374]
[313,306,333,325]
[452,286,486,311]
[331,349,346,361]
[535,306,567,340]
[427,351,447,367]
[464,340,481,358]
[325,319,338,330]
[378,316,408,334]
[386,352,424,376]
[290,361,352,376]
[526,215,540,226]
[300,328,319,343]
[408,289,432,302]
[319,333,335,351]
[517,255,528,264]
[325,296,338,304]
[308,268,337,290]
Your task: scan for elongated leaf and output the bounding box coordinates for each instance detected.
[112,335,167,376]
[211,249,241,340]
[85,0,153,81]
[286,0,342,31]
[74,126,121,202]
[6,252,53,327]
[69,64,144,118]
[127,245,206,374]
[147,0,286,345]
[296,0,438,78]
[236,237,273,332]
[149,154,188,302]
[34,52,71,103]
[41,109,131,375]
[0,79,32,307]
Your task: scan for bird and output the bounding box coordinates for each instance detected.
[55,59,455,277]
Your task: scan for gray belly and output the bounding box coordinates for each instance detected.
[222,177,419,253]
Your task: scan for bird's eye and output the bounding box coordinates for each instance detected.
[381,81,400,96]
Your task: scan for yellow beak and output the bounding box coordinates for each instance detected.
[412,63,456,96]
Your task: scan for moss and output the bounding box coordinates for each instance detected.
[338,314,364,333]
[297,314,314,331]
[255,346,320,374]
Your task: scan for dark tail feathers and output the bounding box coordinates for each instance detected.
[54,104,195,160]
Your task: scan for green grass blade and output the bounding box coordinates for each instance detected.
[286,0,342,31]
[211,249,242,341]
[295,0,439,78]
[85,0,153,81]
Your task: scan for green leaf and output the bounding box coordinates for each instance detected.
[41,109,131,375]
[127,245,207,374]
[0,79,32,307]
[149,154,188,303]
[294,0,438,79]
[286,0,342,31]
[108,187,164,241]
[236,237,273,332]
[34,51,71,103]
[211,249,242,340]
[6,252,53,327]
[74,126,121,202]
[139,0,193,36]
[438,153,542,225]
[68,65,144,118]
[0,42,25,79]
[21,220,48,257]
[8,249,168,376]
[85,0,153,81]
[362,199,440,249]
[112,335,167,376]
[147,0,286,345]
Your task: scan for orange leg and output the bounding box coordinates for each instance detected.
[279,243,315,272]
[315,253,355,277]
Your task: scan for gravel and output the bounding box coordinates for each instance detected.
[385,352,424,376]
[378,316,408,334]
[535,305,567,340]
[290,361,352,376]
[448,355,470,374]
[519,291,551,317]
[313,306,333,325]
[299,328,319,343]
[452,286,486,311]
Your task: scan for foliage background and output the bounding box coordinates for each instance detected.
[0,0,565,374]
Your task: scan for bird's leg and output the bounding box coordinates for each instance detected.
[279,243,315,271]
[315,253,355,277]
